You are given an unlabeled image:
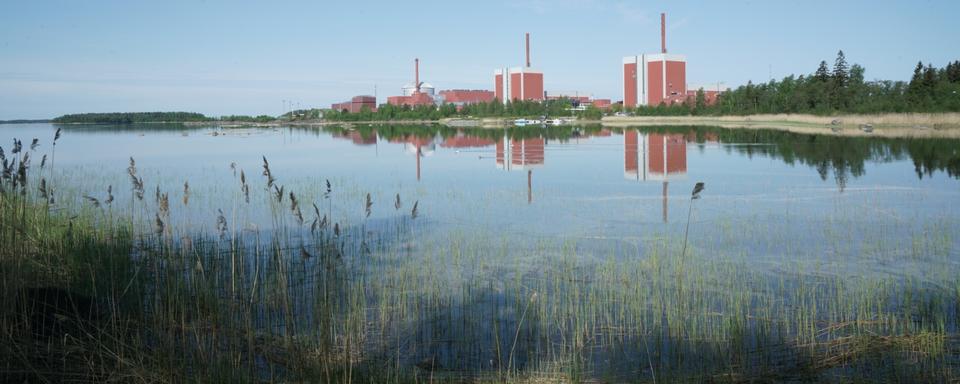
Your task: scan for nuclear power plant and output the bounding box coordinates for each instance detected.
[494,33,545,103]
[622,13,689,107]
[331,12,721,112]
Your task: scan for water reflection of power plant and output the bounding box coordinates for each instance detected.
[624,129,687,222]
[496,134,545,171]
[332,128,690,210]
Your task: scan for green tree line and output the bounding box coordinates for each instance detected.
[323,98,603,121]
[219,115,275,123]
[621,52,960,116]
[52,112,212,124]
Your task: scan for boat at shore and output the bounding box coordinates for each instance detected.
[513,119,543,126]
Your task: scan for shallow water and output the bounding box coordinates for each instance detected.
[5,123,957,265]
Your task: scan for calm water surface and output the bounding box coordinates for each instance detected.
[6,123,957,265]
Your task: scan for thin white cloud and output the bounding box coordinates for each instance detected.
[507,0,653,24]
[668,16,689,32]
[613,2,652,24]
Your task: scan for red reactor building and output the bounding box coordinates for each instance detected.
[494,33,545,102]
[623,13,687,107]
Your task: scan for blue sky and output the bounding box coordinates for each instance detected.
[1,0,958,119]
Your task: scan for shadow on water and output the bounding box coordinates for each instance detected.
[341,234,960,382]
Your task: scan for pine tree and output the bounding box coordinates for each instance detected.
[922,64,937,88]
[694,88,707,114]
[909,61,924,89]
[832,50,849,88]
[948,60,960,83]
[815,61,830,82]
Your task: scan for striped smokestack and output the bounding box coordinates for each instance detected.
[414,58,420,94]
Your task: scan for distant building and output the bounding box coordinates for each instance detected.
[686,83,726,106]
[623,53,687,107]
[544,93,611,110]
[388,58,438,107]
[623,13,687,107]
[387,93,435,107]
[438,90,495,106]
[546,93,591,104]
[495,67,545,102]
[331,95,377,113]
[493,33,545,103]
[592,99,612,109]
[402,83,435,97]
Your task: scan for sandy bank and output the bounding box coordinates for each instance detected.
[601,113,960,138]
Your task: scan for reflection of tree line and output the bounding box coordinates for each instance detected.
[675,126,960,184]
[319,124,608,143]
[316,124,960,184]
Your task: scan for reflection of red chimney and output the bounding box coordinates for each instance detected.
[414,58,420,94]
[661,13,666,54]
[525,33,531,67]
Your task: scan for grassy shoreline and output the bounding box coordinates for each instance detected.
[602,112,960,138]
[38,111,960,139]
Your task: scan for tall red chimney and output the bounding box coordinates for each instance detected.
[525,33,531,67]
[414,58,420,94]
[661,13,666,54]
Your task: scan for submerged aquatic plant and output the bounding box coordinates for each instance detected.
[38,178,49,202]
[83,195,100,208]
[105,185,114,206]
[240,170,249,203]
[127,157,144,201]
[216,208,227,238]
[365,193,372,218]
[155,213,165,235]
[681,182,705,264]
[290,191,303,225]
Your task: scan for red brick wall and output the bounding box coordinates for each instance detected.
[510,73,522,101]
[624,62,637,107]
[646,60,687,106]
[665,61,687,103]
[440,90,495,104]
[647,61,664,106]
[522,72,544,101]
